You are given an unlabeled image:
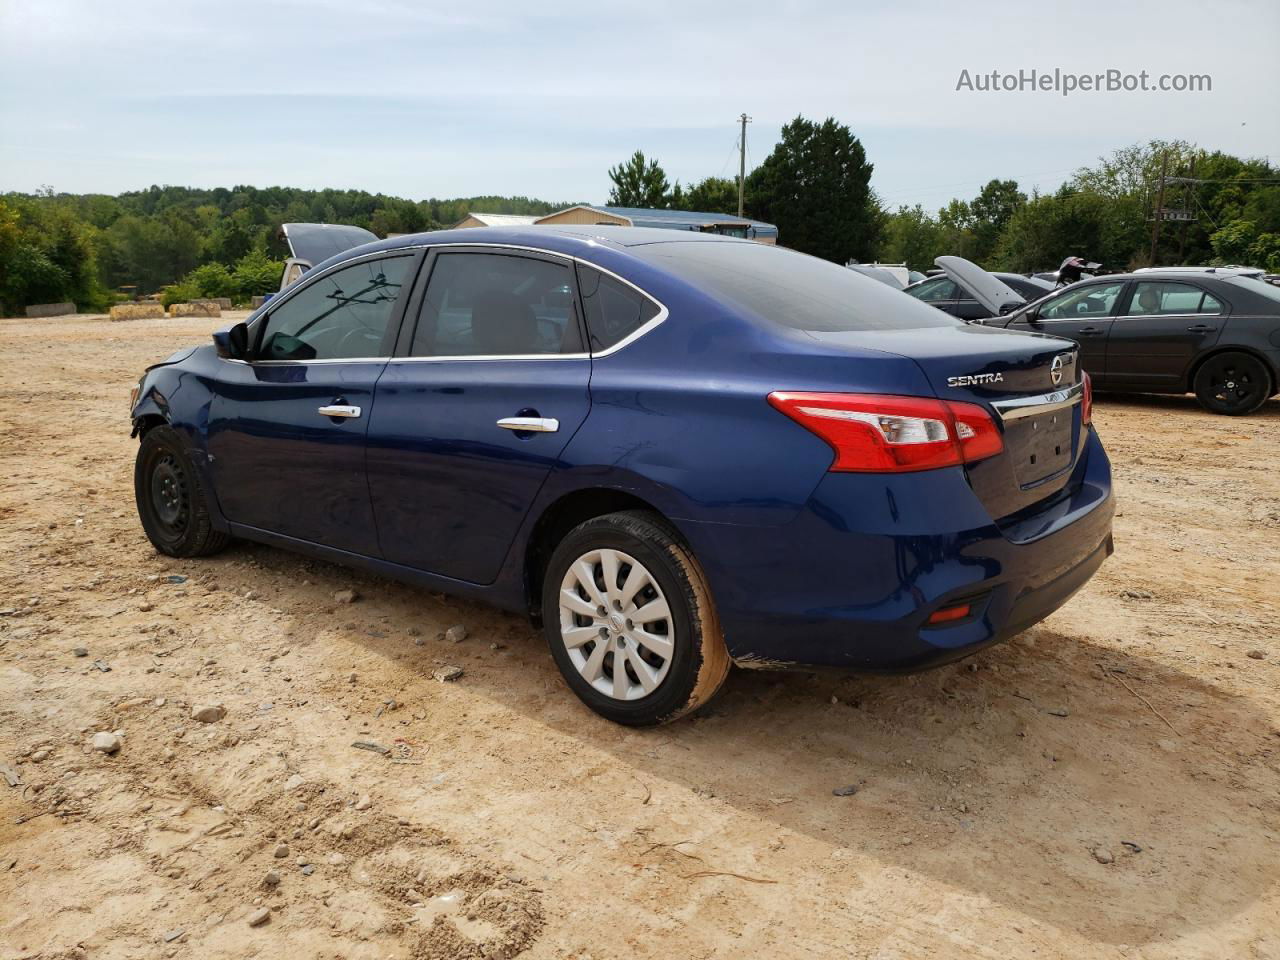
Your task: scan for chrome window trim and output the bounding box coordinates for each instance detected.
[1111,312,1220,322]
[234,241,669,366]
[1026,315,1114,324]
[991,381,1085,421]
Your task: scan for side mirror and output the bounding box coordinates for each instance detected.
[212,322,249,360]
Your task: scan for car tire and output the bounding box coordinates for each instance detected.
[1193,352,1272,416]
[542,510,730,726]
[134,425,231,558]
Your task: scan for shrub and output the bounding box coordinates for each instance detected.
[160,278,201,309]
[186,262,236,299]
[231,248,283,300]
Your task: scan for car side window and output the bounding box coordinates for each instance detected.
[1127,281,1212,316]
[906,277,958,302]
[577,265,660,352]
[410,252,582,357]
[1038,281,1125,320]
[1199,291,1224,314]
[257,256,411,361]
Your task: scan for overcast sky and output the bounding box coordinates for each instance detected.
[2,0,1277,211]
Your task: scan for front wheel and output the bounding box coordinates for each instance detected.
[542,511,730,726]
[134,425,231,557]
[1193,352,1272,415]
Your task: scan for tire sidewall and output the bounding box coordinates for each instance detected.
[542,516,708,726]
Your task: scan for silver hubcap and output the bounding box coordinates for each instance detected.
[558,549,674,701]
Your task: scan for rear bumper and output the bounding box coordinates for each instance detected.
[678,428,1114,671]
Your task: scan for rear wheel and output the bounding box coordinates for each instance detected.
[134,425,230,557]
[1193,352,1271,415]
[542,511,730,726]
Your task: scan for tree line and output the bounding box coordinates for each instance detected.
[2,122,1277,315]
[0,187,579,313]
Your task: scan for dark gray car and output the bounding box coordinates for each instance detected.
[989,271,1280,415]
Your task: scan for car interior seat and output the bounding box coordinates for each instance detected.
[470,290,541,354]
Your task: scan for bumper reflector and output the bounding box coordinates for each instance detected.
[927,603,971,625]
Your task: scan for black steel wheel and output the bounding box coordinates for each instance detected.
[134,425,231,557]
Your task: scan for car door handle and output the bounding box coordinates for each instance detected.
[497,417,559,433]
[317,404,361,419]
[1186,324,1217,333]
[1078,327,1105,336]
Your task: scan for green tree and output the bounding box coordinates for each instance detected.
[607,151,672,208]
[969,179,1026,263]
[676,176,740,214]
[878,205,944,272]
[231,247,283,299]
[745,116,880,262]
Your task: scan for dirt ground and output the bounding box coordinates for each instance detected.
[0,310,1277,960]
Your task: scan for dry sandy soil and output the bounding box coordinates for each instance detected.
[1,310,1278,960]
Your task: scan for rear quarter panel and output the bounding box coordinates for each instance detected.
[553,258,943,527]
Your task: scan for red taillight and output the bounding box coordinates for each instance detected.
[1081,371,1093,426]
[768,392,1004,473]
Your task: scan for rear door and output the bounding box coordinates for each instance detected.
[365,248,591,583]
[1006,279,1127,382]
[1105,280,1227,387]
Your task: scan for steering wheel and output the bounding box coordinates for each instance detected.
[335,326,381,357]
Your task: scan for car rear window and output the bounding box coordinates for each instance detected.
[631,241,957,332]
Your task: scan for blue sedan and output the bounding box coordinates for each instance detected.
[129,226,1114,725]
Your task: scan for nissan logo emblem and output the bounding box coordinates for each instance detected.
[1050,355,1065,386]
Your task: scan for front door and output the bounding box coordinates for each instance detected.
[1007,279,1127,383]
[1105,280,1226,387]
[366,248,592,584]
[207,252,418,555]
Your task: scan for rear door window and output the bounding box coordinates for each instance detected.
[409,252,583,357]
[576,265,661,351]
[1126,281,1212,316]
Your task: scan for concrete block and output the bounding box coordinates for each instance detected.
[24,302,76,318]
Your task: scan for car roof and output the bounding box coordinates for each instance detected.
[1074,270,1224,283]
[368,224,743,253]
[297,225,759,282]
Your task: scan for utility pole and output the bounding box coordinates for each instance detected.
[1149,152,1169,266]
[1177,156,1196,262]
[737,113,752,218]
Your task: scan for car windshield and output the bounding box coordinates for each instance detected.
[1225,275,1280,303]
[631,241,957,332]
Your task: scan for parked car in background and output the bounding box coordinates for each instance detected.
[278,222,379,290]
[845,262,918,288]
[904,268,1054,320]
[846,264,906,288]
[983,269,1280,415]
[129,227,1113,725]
